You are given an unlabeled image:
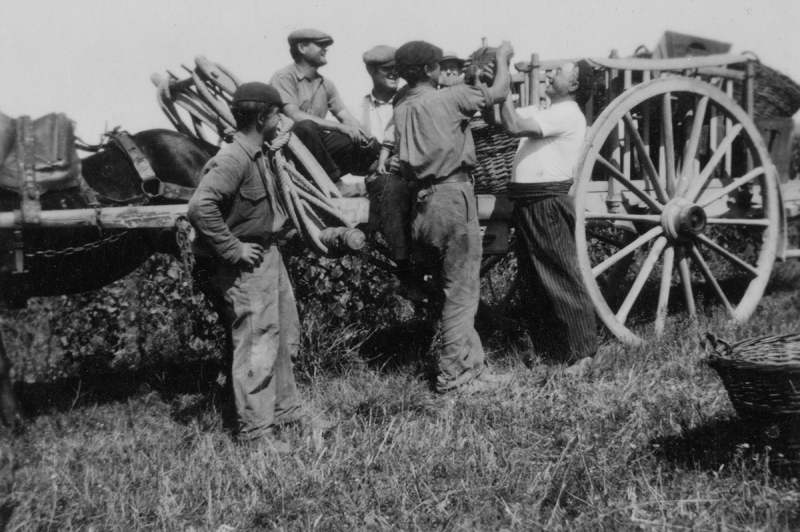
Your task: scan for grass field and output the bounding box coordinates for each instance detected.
[1,261,800,531]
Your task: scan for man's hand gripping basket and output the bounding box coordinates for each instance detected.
[706,332,800,464]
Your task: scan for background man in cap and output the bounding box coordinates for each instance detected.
[354,45,398,145]
[500,60,597,372]
[393,39,515,393]
[354,45,424,301]
[438,51,465,87]
[189,82,328,453]
[271,29,380,182]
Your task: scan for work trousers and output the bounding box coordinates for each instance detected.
[192,248,301,440]
[365,171,413,261]
[513,194,597,363]
[292,120,381,181]
[412,181,485,391]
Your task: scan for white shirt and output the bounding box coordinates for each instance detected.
[352,92,394,143]
[511,100,587,184]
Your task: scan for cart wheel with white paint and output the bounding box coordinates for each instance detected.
[574,77,781,345]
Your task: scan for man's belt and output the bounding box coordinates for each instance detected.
[420,170,471,189]
[239,234,281,247]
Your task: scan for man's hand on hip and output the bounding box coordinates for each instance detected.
[240,242,266,267]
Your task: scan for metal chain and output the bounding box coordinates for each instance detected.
[24,230,131,259]
[175,216,195,277]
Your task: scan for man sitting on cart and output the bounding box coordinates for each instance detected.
[271,29,380,182]
[500,60,598,372]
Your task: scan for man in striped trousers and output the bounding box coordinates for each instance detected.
[500,60,597,368]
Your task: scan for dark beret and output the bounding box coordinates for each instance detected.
[287,28,333,46]
[363,45,396,66]
[395,41,443,67]
[231,82,282,107]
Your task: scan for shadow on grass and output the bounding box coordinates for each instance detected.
[652,415,800,477]
[358,319,435,374]
[12,358,230,426]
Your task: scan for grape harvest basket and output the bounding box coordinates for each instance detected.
[706,332,800,463]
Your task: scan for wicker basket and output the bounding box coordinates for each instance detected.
[706,332,800,463]
[469,117,518,195]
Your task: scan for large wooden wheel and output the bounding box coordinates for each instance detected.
[574,77,781,345]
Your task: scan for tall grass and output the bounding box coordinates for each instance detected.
[1,259,800,531]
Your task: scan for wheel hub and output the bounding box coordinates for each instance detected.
[661,198,707,241]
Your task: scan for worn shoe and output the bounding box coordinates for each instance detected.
[563,356,594,377]
[477,371,516,385]
[397,280,429,304]
[296,413,335,431]
[279,412,336,432]
[442,372,511,396]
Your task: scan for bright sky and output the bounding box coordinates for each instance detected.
[2,0,799,140]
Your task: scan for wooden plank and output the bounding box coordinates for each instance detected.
[0,194,517,231]
[529,53,748,72]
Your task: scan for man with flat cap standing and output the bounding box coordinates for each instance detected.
[500,60,597,372]
[271,29,380,181]
[393,39,515,393]
[189,82,329,453]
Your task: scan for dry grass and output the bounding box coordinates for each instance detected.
[2,263,800,531]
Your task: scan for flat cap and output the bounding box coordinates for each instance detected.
[287,28,333,46]
[363,45,396,66]
[231,82,282,107]
[439,51,465,67]
[395,41,443,67]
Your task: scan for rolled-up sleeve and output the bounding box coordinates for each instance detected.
[188,155,244,263]
[452,83,493,115]
[270,70,300,108]
[326,80,347,115]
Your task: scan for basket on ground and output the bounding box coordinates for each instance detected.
[706,332,800,463]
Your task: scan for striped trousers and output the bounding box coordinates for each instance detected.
[512,194,597,363]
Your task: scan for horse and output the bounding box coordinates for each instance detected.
[0,128,213,429]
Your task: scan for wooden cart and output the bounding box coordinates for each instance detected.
[19,51,797,347]
[481,50,800,345]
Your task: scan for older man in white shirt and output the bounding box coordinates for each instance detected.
[500,59,597,369]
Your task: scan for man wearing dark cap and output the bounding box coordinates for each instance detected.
[189,82,329,453]
[500,60,597,372]
[392,39,515,393]
[270,29,380,181]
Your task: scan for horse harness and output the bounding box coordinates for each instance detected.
[107,131,196,203]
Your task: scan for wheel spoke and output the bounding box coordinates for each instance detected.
[586,229,632,249]
[615,236,668,325]
[623,112,668,204]
[584,212,661,223]
[595,154,664,213]
[593,226,663,278]
[676,96,709,197]
[685,123,743,202]
[687,243,735,315]
[698,167,765,208]
[662,92,677,197]
[655,244,675,337]
[675,245,696,316]
[695,233,759,277]
[706,217,770,227]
